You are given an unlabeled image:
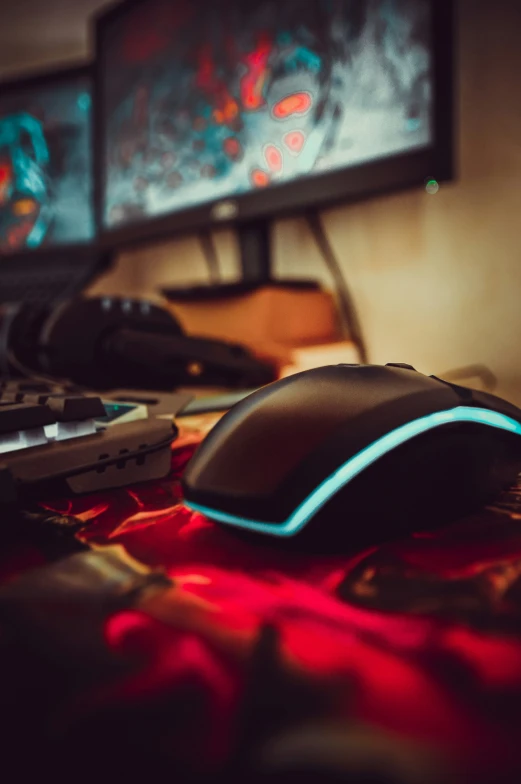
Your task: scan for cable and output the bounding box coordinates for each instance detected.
[3,303,76,388]
[306,212,368,365]
[0,305,18,380]
[199,230,221,285]
[6,347,76,390]
[441,364,498,392]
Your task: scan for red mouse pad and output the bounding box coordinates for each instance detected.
[1,412,521,783]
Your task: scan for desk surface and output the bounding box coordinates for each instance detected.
[2,414,521,783]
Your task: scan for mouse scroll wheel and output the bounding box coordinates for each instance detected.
[386,363,417,371]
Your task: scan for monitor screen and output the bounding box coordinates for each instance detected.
[0,68,95,255]
[98,0,440,237]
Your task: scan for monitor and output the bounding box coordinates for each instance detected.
[95,0,454,252]
[0,65,95,256]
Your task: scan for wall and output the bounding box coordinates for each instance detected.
[0,0,108,77]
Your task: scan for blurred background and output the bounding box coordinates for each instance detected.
[2,7,521,782]
[0,0,520,399]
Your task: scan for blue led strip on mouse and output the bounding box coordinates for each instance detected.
[186,407,521,538]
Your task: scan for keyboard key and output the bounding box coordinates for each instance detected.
[0,403,56,434]
[16,382,55,393]
[0,427,49,455]
[46,396,106,422]
[22,393,68,406]
[0,391,23,404]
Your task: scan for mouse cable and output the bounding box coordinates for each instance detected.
[306,211,368,365]
[441,364,498,392]
[199,230,221,285]
[6,346,77,391]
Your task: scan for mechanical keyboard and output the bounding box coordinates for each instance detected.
[0,380,177,505]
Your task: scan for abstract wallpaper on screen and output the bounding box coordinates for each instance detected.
[101,0,433,228]
[0,75,94,253]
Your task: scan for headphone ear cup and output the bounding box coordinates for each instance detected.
[4,302,53,374]
[35,297,186,387]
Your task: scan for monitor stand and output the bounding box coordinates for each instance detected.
[237,217,318,291]
[162,219,320,302]
[238,219,272,285]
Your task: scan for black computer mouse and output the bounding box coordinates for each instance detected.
[182,364,521,551]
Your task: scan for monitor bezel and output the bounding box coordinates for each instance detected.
[0,60,98,262]
[0,61,91,101]
[93,0,455,252]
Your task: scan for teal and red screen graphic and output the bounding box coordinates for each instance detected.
[101,0,433,228]
[0,76,94,254]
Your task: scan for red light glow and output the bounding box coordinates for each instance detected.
[283,130,306,155]
[223,137,242,161]
[264,144,283,173]
[251,169,270,188]
[240,35,272,111]
[272,92,312,120]
[0,163,11,185]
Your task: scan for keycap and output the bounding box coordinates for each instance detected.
[46,396,106,423]
[0,391,23,404]
[0,403,56,434]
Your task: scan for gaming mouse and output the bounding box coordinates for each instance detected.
[183,364,521,551]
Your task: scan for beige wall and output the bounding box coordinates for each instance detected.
[0,0,108,77]
[3,0,521,402]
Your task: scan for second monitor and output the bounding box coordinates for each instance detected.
[0,65,95,255]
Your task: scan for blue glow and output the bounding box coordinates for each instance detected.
[186,407,521,539]
[78,93,91,112]
[406,118,421,132]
